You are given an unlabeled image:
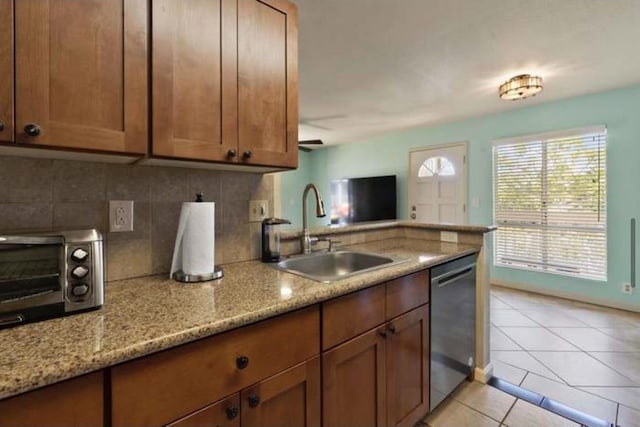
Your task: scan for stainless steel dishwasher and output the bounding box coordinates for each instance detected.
[430,253,477,411]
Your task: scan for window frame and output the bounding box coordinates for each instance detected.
[492,126,607,281]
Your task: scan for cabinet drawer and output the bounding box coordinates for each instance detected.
[385,270,429,320]
[322,284,385,350]
[112,306,319,427]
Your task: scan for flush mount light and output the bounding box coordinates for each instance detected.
[499,74,543,100]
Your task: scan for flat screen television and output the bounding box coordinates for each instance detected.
[330,175,397,224]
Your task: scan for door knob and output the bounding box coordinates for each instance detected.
[24,124,41,137]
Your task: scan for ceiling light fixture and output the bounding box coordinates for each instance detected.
[499,74,543,100]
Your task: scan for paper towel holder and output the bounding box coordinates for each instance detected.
[171,192,223,283]
[173,266,224,283]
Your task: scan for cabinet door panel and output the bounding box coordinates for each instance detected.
[0,372,104,427]
[323,328,386,427]
[386,305,430,427]
[0,0,13,142]
[166,394,240,427]
[152,0,238,161]
[238,0,297,168]
[242,357,320,427]
[15,0,147,154]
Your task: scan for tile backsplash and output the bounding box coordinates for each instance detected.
[0,156,275,281]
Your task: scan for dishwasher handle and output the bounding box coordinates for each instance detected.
[432,265,475,288]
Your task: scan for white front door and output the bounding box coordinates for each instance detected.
[408,144,467,224]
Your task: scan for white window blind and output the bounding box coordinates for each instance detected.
[493,127,607,281]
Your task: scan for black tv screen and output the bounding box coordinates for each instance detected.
[330,175,397,224]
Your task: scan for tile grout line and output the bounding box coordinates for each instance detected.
[451,392,512,424]
[499,397,518,425]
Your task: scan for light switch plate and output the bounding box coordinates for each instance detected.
[249,200,269,222]
[440,231,458,243]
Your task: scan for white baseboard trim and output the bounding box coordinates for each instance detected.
[474,363,494,384]
[492,279,640,313]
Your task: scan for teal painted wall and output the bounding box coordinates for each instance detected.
[280,84,640,308]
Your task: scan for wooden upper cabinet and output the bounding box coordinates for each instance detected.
[0,0,13,142]
[238,0,298,168]
[14,0,148,154]
[152,0,238,162]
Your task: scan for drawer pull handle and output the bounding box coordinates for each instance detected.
[248,394,260,408]
[236,356,249,370]
[24,123,41,137]
[225,406,239,420]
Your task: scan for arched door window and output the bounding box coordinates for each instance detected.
[417,156,455,177]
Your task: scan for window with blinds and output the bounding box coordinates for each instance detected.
[493,126,607,281]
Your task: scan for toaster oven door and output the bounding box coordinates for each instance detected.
[0,243,64,326]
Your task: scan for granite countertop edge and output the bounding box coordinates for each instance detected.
[0,240,480,400]
[280,220,497,240]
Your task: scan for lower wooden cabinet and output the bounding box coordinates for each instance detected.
[322,305,430,427]
[0,372,104,427]
[241,357,320,427]
[167,395,241,427]
[166,358,320,427]
[323,326,387,427]
[386,305,430,427]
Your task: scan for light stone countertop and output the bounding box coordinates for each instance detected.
[0,238,480,400]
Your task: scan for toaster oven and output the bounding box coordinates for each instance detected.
[0,229,104,328]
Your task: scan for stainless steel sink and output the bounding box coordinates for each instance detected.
[275,251,408,282]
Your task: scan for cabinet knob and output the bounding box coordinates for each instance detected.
[236,356,249,370]
[227,149,237,158]
[225,406,239,420]
[243,150,252,159]
[0,121,5,131]
[388,325,396,334]
[378,330,387,338]
[247,394,260,408]
[24,124,41,137]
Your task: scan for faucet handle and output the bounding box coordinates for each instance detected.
[328,240,341,252]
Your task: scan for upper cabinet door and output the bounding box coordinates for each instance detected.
[0,0,13,142]
[152,0,238,162]
[14,0,148,154]
[237,0,298,168]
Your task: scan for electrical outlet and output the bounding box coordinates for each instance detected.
[622,282,633,294]
[249,200,269,222]
[109,200,134,232]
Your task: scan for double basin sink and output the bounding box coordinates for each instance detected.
[275,250,408,283]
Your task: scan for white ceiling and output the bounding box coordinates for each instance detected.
[294,0,640,145]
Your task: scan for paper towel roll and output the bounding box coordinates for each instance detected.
[170,202,215,277]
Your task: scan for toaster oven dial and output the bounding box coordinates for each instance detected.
[71,265,90,280]
[71,284,89,297]
[71,248,89,263]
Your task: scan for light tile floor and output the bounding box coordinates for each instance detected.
[490,285,640,426]
[420,380,579,427]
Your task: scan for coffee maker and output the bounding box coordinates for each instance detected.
[261,218,291,262]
